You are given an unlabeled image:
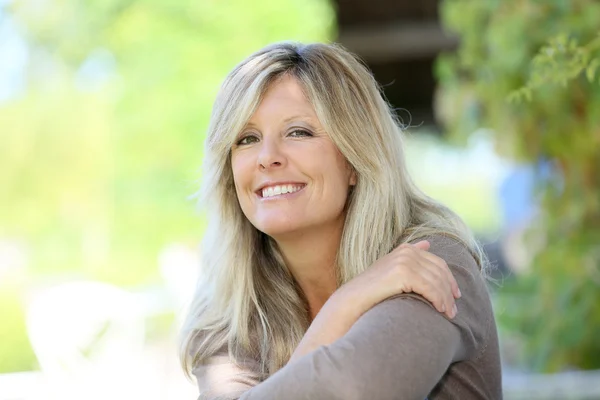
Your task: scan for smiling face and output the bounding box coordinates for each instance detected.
[230,75,356,239]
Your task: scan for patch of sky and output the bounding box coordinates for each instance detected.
[74,48,117,92]
[0,13,29,103]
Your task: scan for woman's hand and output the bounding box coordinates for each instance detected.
[336,240,461,319]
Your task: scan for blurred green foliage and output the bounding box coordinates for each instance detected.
[2,0,334,284]
[437,0,600,372]
[0,0,333,373]
[0,284,38,372]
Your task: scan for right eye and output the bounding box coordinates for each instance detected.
[236,135,259,145]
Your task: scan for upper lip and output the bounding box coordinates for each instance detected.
[255,181,306,193]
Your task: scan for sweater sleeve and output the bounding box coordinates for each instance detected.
[197,236,493,400]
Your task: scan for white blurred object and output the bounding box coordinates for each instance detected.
[0,371,44,400]
[158,243,200,326]
[0,238,29,278]
[26,281,147,400]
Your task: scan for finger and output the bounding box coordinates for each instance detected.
[396,240,430,252]
[416,251,461,299]
[416,259,457,319]
[391,256,442,311]
[399,245,459,299]
[394,246,458,315]
[412,240,430,251]
[406,263,454,317]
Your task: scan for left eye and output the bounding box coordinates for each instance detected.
[288,129,312,137]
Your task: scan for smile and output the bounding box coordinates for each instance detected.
[258,183,306,199]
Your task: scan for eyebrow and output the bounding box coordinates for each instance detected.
[282,115,314,124]
[244,115,315,129]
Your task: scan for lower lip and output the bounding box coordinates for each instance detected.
[258,186,306,201]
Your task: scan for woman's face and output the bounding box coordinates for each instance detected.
[231,75,356,239]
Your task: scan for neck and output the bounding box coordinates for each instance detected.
[274,218,345,320]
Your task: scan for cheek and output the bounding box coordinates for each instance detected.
[317,150,353,203]
[230,157,253,210]
[231,155,251,187]
[331,150,353,186]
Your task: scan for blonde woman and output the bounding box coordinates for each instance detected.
[180,42,502,399]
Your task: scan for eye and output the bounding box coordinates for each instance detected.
[288,129,313,138]
[236,135,259,145]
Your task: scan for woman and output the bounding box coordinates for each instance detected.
[180,42,502,399]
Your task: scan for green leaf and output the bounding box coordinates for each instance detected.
[586,58,600,82]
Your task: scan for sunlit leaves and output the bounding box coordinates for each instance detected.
[509,33,600,103]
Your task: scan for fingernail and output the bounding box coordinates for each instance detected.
[452,304,458,317]
[441,304,446,313]
[457,288,462,298]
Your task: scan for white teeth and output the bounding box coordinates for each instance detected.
[261,184,304,198]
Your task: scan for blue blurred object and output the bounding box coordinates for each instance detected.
[498,160,555,230]
[499,164,537,230]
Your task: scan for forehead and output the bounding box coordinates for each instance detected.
[247,75,317,124]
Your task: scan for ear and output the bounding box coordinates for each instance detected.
[349,169,357,186]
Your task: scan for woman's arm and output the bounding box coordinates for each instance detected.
[194,295,460,400]
[193,237,485,399]
[235,236,492,400]
[288,239,459,363]
[241,296,462,400]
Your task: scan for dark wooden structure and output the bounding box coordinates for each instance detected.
[333,0,457,127]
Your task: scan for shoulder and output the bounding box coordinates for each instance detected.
[416,234,481,272]
[408,234,497,361]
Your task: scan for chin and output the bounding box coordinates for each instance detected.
[254,219,301,238]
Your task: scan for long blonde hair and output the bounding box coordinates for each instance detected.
[179,42,484,379]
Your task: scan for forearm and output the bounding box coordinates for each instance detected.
[193,290,364,400]
[288,289,365,363]
[240,296,462,400]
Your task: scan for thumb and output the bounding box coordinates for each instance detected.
[412,240,430,251]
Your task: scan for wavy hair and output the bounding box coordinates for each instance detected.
[179,42,485,380]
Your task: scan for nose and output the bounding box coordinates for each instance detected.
[257,138,286,170]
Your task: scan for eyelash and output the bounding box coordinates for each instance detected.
[235,129,313,145]
[236,135,259,145]
[289,129,313,138]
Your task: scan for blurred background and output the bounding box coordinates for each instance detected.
[1,0,599,399]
